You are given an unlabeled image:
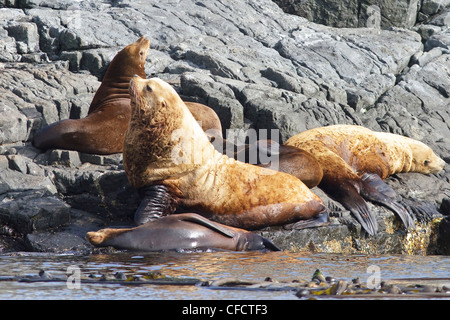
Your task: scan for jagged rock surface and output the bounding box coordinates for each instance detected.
[273,0,450,29]
[0,0,449,254]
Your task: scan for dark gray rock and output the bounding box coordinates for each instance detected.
[0,190,70,234]
[26,209,105,253]
[181,72,246,132]
[6,22,40,54]
[273,0,450,29]
[421,0,450,17]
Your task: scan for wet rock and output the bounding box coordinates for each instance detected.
[435,216,450,254]
[27,230,87,253]
[49,165,139,219]
[25,208,105,253]
[0,190,70,234]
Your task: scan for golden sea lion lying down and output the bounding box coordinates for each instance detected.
[285,124,445,236]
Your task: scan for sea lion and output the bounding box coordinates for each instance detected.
[208,133,323,188]
[32,36,222,155]
[284,124,446,235]
[124,76,328,230]
[232,139,323,188]
[86,213,280,252]
[186,101,223,138]
[33,36,151,155]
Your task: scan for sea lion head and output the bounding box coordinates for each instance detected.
[128,75,184,127]
[409,140,445,174]
[125,76,207,188]
[104,36,150,80]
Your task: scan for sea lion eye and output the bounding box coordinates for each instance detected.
[424,160,430,166]
[146,84,152,92]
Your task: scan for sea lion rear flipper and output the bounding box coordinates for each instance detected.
[405,201,441,223]
[361,173,396,199]
[359,179,415,231]
[383,201,415,230]
[134,184,177,225]
[321,179,378,236]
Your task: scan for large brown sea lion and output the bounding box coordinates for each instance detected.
[86,213,280,252]
[123,76,328,230]
[284,124,446,236]
[33,36,151,155]
[32,36,222,155]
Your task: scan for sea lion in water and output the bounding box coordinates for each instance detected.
[33,36,151,155]
[86,213,280,252]
[284,124,445,236]
[123,76,328,230]
[32,36,222,155]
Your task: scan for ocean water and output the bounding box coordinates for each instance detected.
[0,251,449,300]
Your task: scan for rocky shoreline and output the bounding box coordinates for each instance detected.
[0,0,449,254]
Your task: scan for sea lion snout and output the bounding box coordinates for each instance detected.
[436,157,446,171]
[129,75,149,94]
[136,36,150,45]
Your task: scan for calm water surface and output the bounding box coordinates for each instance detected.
[0,251,449,299]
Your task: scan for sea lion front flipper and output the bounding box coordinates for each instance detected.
[284,211,329,230]
[134,184,177,225]
[359,178,415,231]
[320,179,378,236]
[259,237,282,251]
[179,213,237,238]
